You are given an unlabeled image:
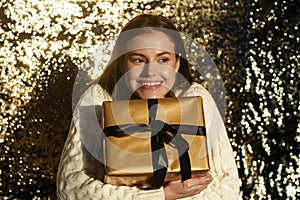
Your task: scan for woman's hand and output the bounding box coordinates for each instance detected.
[163,172,213,200]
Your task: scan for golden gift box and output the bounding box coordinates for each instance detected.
[101,97,209,189]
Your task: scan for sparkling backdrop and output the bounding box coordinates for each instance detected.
[0,0,299,199]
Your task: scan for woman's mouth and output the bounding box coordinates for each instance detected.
[139,81,162,89]
[141,81,161,86]
[133,80,171,98]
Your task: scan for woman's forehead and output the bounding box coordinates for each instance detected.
[127,49,175,57]
[125,31,176,53]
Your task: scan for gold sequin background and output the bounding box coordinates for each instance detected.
[0,0,299,199]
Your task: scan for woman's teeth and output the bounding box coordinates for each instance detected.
[141,82,161,86]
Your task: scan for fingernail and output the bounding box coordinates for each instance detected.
[206,177,212,181]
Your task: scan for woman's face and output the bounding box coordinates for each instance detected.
[124,31,180,99]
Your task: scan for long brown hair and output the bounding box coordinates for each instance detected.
[98,14,193,100]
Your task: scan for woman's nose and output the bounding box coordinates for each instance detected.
[141,63,159,77]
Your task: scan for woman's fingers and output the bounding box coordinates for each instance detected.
[164,173,213,200]
[181,174,213,196]
[183,173,213,188]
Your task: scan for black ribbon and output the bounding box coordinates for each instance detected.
[103,99,206,189]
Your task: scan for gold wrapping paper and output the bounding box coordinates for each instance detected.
[101,97,209,187]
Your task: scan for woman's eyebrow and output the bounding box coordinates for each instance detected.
[127,51,173,57]
[128,53,146,57]
[157,51,172,56]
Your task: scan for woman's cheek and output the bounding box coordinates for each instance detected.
[125,68,142,90]
[160,67,176,83]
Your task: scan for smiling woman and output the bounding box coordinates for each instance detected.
[56,14,239,200]
[101,29,185,100]
[124,31,180,99]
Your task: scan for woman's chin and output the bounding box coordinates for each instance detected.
[135,89,167,99]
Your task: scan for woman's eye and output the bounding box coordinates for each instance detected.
[131,58,145,64]
[159,57,169,63]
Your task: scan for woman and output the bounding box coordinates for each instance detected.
[57,14,239,200]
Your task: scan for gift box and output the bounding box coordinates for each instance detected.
[101,96,209,189]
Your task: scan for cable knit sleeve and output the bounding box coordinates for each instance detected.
[56,84,165,200]
[182,83,240,200]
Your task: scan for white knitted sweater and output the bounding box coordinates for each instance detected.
[57,83,240,199]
